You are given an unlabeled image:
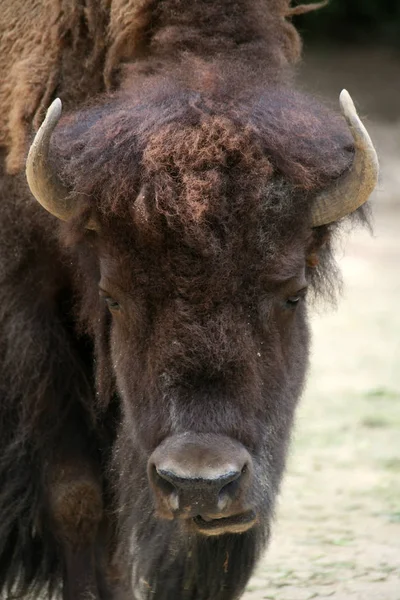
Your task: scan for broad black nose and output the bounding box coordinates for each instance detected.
[148,433,252,520]
[153,467,245,514]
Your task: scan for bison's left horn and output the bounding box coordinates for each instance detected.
[26,98,91,225]
[311,90,379,227]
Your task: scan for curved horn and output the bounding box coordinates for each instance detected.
[26,98,87,224]
[311,90,379,227]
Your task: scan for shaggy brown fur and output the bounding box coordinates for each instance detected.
[0,0,322,172]
[0,0,108,173]
[0,1,370,599]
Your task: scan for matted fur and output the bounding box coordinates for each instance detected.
[0,1,371,599]
[0,0,322,173]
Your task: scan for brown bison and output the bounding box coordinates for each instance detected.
[0,1,378,599]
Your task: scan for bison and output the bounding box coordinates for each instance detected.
[0,1,378,599]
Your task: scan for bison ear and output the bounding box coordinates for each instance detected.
[311,90,379,227]
[306,229,331,268]
[26,99,97,230]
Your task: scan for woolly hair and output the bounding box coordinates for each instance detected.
[53,75,355,226]
[0,0,324,173]
[0,0,108,174]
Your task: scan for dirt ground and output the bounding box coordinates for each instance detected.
[244,48,400,600]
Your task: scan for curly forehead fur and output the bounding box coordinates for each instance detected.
[55,77,353,237]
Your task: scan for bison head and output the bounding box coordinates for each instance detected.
[25,81,377,543]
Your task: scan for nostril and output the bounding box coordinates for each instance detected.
[220,478,240,498]
[150,465,180,512]
[217,463,250,506]
[151,465,176,495]
[218,467,244,499]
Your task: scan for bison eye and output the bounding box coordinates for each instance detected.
[99,290,121,312]
[104,297,120,311]
[284,288,308,310]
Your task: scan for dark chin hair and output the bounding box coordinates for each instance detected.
[129,521,268,600]
[114,421,270,600]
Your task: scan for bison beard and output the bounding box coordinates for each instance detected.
[115,425,267,600]
[0,1,377,600]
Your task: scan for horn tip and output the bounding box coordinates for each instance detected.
[340,89,350,101]
[339,89,356,120]
[47,97,62,119]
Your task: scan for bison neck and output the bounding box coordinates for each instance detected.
[133,0,299,68]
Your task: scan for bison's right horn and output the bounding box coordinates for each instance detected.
[26,99,95,228]
[311,90,379,227]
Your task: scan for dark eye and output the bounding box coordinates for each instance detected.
[99,290,121,312]
[284,288,307,310]
[104,297,120,311]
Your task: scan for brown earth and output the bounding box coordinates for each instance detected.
[244,48,400,600]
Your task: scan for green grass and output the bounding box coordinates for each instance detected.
[364,387,399,400]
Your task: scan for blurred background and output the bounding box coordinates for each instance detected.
[295,0,400,46]
[294,0,400,120]
[246,1,400,599]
